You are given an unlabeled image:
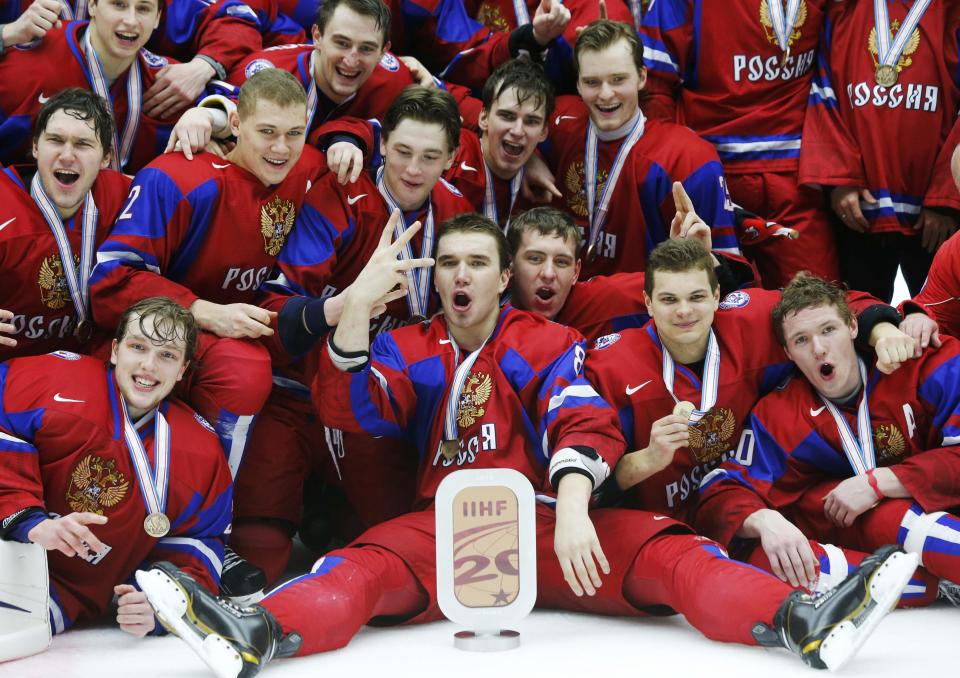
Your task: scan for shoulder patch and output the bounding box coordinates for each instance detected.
[379,52,400,72]
[244,58,275,79]
[194,412,216,433]
[50,350,81,360]
[439,177,462,197]
[140,48,169,68]
[593,333,621,350]
[719,290,750,310]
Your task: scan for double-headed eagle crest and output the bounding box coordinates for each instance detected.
[759,0,808,49]
[260,197,296,256]
[477,3,511,33]
[38,253,79,310]
[456,372,493,428]
[689,406,737,464]
[873,423,906,462]
[66,455,129,515]
[565,162,608,218]
[868,20,921,76]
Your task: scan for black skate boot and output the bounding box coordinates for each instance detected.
[219,546,267,605]
[753,545,918,670]
[136,562,301,678]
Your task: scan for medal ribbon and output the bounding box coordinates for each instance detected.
[818,358,875,476]
[512,0,531,26]
[873,0,932,71]
[442,328,494,443]
[482,161,524,231]
[118,397,171,522]
[376,166,435,319]
[767,0,803,53]
[584,111,645,256]
[305,51,319,132]
[30,174,98,327]
[660,328,721,424]
[82,27,141,171]
[59,0,88,20]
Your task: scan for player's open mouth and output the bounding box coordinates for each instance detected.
[133,375,159,391]
[535,286,555,301]
[53,169,80,186]
[819,362,835,378]
[502,140,524,157]
[452,291,471,311]
[264,157,287,167]
[335,66,362,80]
[400,178,422,191]
[115,31,139,46]
[596,103,621,114]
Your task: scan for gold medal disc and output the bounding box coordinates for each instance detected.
[144,512,170,538]
[875,65,897,88]
[672,400,696,421]
[441,439,460,461]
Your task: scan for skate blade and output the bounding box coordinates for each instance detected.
[135,569,244,678]
[818,551,919,672]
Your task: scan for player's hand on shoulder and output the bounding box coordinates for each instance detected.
[398,55,436,88]
[744,509,817,590]
[327,140,365,185]
[0,308,17,348]
[900,312,941,357]
[871,324,914,374]
[189,300,277,338]
[521,152,561,204]
[114,584,156,637]
[2,0,62,46]
[164,107,218,160]
[27,512,108,559]
[145,59,217,121]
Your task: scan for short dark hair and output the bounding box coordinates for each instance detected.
[644,239,718,297]
[574,19,645,79]
[772,273,854,346]
[114,297,199,364]
[506,207,582,257]
[33,88,114,156]
[437,213,511,272]
[382,86,461,153]
[315,0,391,47]
[238,68,307,118]
[481,58,555,121]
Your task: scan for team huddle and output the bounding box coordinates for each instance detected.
[0,0,958,676]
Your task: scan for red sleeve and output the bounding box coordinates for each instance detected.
[923,114,960,210]
[911,231,960,337]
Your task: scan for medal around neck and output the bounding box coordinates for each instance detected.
[143,512,170,538]
[435,469,536,651]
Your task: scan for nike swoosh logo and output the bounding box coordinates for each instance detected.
[53,393,85,403]
[653,515,668,521]
[554,115,576,125]
[38,93,49,104]
[439,339,451,344]
[625,380,652,396]
[346,194,367,205]
[0,217,14,232]
[212,163,230,169]
[459,161,477,173]
[810,406,826,417]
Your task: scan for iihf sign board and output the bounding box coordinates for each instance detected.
[435,469,536,651]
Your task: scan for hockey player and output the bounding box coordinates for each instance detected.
[0,0,182,173]
[697,273,960,598]
[137,212,915,677]
[89,68,323,599]
[542,19,740,280]
[0,296,231,661]
[231,86,472,582]
[798,1,960,301]
[0,89,130,360]
[639,0,840,288]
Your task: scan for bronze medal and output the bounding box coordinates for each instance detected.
[73,319,93,343]
[672,400,696,421]
[875,65,897,88]
[143,512,170,538]
[441,439,460,461]
[585,242,597,263]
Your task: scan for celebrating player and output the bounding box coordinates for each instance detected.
[0,89,130,360]
[0,297,231,661]
[697,273,960,602]
[137,212,914,678]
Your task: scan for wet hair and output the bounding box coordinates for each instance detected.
[481,58,555,121]
[644,239,718,297]
[436,213,511,272]
[315,0,391,47]
[506,207,582,257]
[574,19,645,79]
[237,68,307,119]
[33,88,114,156]
[114,297,199,364]
[382,86,460,153]
[772,273,853,346]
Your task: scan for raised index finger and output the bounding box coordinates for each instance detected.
[379,209,402,249]
[672,181,696,213]
[392,219,423,252]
